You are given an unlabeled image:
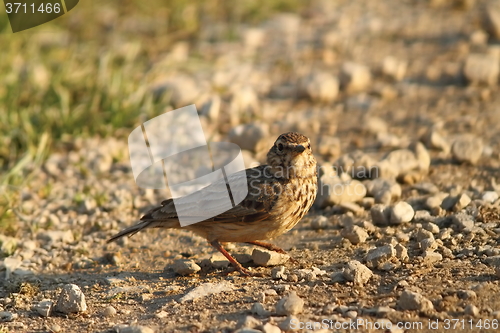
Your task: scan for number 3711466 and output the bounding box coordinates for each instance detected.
[5,2,61,14]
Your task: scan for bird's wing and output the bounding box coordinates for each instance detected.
[141,166,280,224]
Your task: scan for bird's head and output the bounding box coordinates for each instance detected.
[266,132,317,179]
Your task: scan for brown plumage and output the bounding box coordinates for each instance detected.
[108,132,318,276]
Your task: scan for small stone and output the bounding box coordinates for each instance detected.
[415,228,435,242]
[413,182,440,194]
[454,193,472,211]
[365,245,396,268]
[234,329,261,333]
[317,136,341,158]
[484,256,500,267]
[340,62,372,92]
[414,210,433,222]
[346,310,358,319]
[264,289,279,296]
[179,282,235,303]
[412,141,432,173]
[243,27,265,51]
[316,173,367,207]
[365,178,402,204]
[49,324,61,332]
[55,284,87,314]
[104,252,122,266]
[237,315,261,329]
[423,222,440,234]
[341,225,369,244]
[2,257,21,280]
[441,247,454,258]
[310,215,329,230]
[377,133,402,148]
[34,299,53,317]
[464,54,499,86]
[271,266,287,280]
[275,291,304,315]
[394,243,409,262]
[342,260,373,285]
[333,151,378,179]
[119,325,155,333]
[396,232,410,243]
[380,262,398,271]
[482,191,499,203]
[279,315,300,331]
[300,72,339,103]
[464,304,480,316]
[423,128,450,153]
[0,311,15,322]
[155,311,168,319]
[261,323,281,333]
[256,292,265,303]
[370,204,390,226]
[250,302,268,317]
[451,212,475,230]
[252,248,290,266]
[37,230,74,245]
[234,252,253,264]
[452,135,483,165]
[420,238,438,252]
[379,143,430,181]
[171,259,201,276]
[441,195,457,211]
[458,290,477,300]
[331,271,346,283]
[382,56,407,81]
[422,251,442,264]
[398,290,434,312]
[210,253,230,269]
[427,193,448,209]
[228,123,269,152]
[362,116,388,135]
[103,305,117,317]
[389,202,415,224]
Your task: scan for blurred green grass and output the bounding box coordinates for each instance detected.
[0,0,306,235]
[0,0,307,186]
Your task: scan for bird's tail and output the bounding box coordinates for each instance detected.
[107,220,175,243]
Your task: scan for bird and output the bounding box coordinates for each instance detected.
[108,132,318,276]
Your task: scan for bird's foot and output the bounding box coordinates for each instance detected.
[211,240,264,277]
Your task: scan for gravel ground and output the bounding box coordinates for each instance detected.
[2,0,500,332]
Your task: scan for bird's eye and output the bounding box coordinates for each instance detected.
[277,143,284,151]
[307,143,311,149]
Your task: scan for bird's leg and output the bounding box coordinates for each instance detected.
[246,241,298,264]
[246,241,287,254]
[210,240,263,277]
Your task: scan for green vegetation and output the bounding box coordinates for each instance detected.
[0,0,306,233]
[0,0,306,181]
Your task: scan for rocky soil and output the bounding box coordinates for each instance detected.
[2,0,500,332]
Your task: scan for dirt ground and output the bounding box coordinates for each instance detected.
[2,0,500,332]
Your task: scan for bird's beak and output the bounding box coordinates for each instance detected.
[294,145,306,153]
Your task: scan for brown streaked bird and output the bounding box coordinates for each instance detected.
[108,132,318,276]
